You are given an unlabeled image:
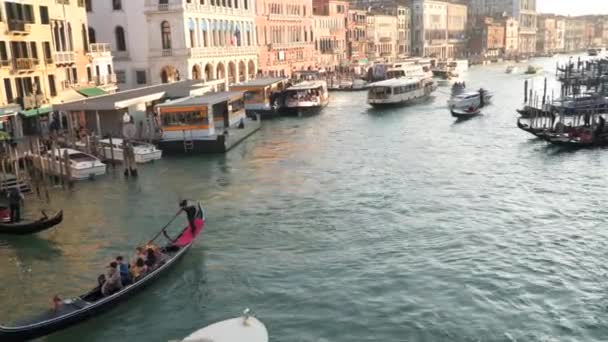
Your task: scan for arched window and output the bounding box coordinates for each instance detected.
[112,0,122,10]
[82,24,89,52]
[88,27,96,44]
[161,21,172,50]
[115,26,126,51]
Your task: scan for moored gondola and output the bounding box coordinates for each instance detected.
[0,210,63,235]
[517,118,547,138]
[0,202,206,342]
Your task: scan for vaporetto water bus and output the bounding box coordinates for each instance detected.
[367,77,436,108]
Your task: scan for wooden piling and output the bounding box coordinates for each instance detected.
[63,149,72,188]
[108,136,115,168]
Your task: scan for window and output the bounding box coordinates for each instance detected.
[39,6,49,24]
[107,64,112,75]
[88,27,96,44]
[82,24,88,52]
[135,70,147,84]
[112,0,122,10]
[0,42,7,61]
[48,75,56,96]
[161,21,171,49]
[29,42,38,63]
[4,79,13,103]
[244,0,248,9]
[116,70,126,84]
[85,0,92,12]
[115,26,126,51]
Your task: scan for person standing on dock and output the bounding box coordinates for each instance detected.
[7,187,24,223]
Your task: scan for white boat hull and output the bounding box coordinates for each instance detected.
[182,316,268,342]
[99,146,162,164]
[70,164,107,180]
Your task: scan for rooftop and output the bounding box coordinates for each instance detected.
[231,78,288,88]
[156,92,244,109]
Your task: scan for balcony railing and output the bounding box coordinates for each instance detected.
[92,74,117,85]
[21,94,45,110]
[7,20,31,34]
[54,51,76,64]
[0,60,10,68]
[89,43,112,57]
[150,46,258,59]
[14,58,36,70]
[144,0,182,12]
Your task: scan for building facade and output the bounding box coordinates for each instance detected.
[89,0,258,90]
[468,16,505,59]
[366,13,397,61]
[255,0,316,78]
[312,0,349,70]
[411,0,467,59]
[396,6,411,57]
[347,9,367,63]
[564,17,585,52]
[0,0,115,137]
[504,17,519,57]
[468,0,536,56]
[536,14,556,55]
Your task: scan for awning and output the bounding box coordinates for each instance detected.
[0,104,21,118]
[77,87,108,98]
[20,106,53,118]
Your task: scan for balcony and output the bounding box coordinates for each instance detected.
[144,0,183,12]
[54,51,76,64]
[188,46,258,59]
[113,50,130,60]
[92,74,117,86]
[88,43,112,57]
[7,20,31,35]
[14,58,37,71]
[21,94,46,110]
[0,59,10,68]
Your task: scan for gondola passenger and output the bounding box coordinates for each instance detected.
[116,256,131,286]
[130,258,148,281]
[101,262,123,296]
[144,248,157,269]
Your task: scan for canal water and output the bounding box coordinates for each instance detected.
[3,55,608,342]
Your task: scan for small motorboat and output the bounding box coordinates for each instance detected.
[451,82,466,96]
[0,203,206,341]
[181,309,268,342]
[0,209,63,235]
[447,89,493,110]
[98,138,162,163]
[525,65,543,74]
[506,65,518,74]
[451,106,481,119]
[39,148,106,180]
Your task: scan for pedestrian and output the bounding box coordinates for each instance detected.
[7,187,24,223]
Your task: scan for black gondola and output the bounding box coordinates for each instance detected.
[517,118,547,137]
[451,107,481,119]
[0,203,206,342]
[0,210,63,235]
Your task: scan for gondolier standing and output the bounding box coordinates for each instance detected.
[7,187,24,223]
[180,200,197,234]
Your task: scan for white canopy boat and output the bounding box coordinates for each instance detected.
[283,80,329,111]
[41,148,106,180]
[447,89,493,111]
[367,77,436,107]
[98,138,162,163]
[181,310,268,342]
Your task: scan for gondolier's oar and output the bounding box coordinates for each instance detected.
[145,209,183,245]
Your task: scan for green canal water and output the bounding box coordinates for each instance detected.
[3,55,608,341]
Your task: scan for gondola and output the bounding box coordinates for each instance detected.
[517,118,547,138]
[451,107,481,119]
[0,210,63,235]
[0,202,206,342]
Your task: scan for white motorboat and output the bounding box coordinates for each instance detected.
[525,65,543,74]
[181,310,268,342]
[506,65,518,74]
[367,77,436,107]
[447,89,493,111]
[283,80,329,111]
[98,138,162,163]
[41,148,106,180]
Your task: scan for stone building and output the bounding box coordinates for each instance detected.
[366,13,398,61]
[0,0,115,137]
[504,17,519,57]
[468,0,537,56]
[255,0,316,78]
[312,0,349,70]
[468,16,505,59]
[536,14,556,55]
[88,0,258,90]
[411,0,467,59]
[564,17,585,52]
[347,9,367,64]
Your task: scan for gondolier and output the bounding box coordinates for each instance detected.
[7,187,24,223]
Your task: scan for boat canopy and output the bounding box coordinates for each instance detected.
[286,81,327,91]
[369,78,421,88]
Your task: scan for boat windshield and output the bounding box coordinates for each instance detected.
[69,153,97,162]
[369,86,391,99]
